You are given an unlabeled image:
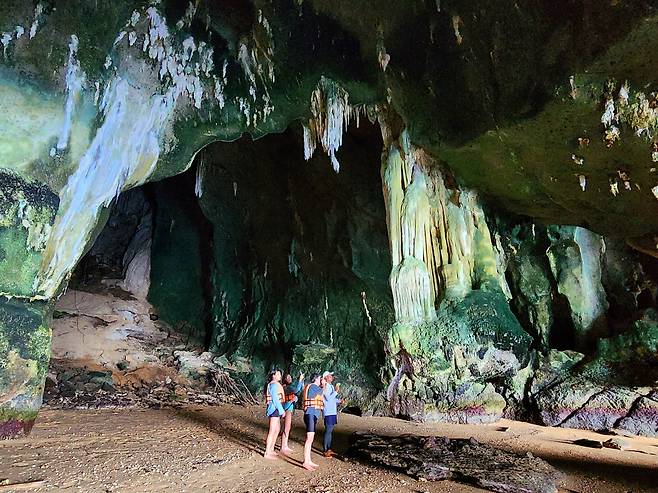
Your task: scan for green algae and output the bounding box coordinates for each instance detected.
[0,171,58,297]
[0,296,51,429]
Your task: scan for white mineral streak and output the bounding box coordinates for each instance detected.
[601,98,616,127]
[57,35,85,151]
[302,123,316,160]
[380,128,507,323]
[1,32,11,57]
[573,227,608,331]
[130,10,141,27]
[618,82,629,105]
[36,78,176,297]
[213,75,226,108]
[652,185,658,200]
[238,42,256,87]
[578,174,587,191]
[114,31,126,46]
[29,3,46,39]
[361,291,373,326]
[288,239,299,277]
[195,160,204,198]
[305,77,362,172]
[452,15,463,45]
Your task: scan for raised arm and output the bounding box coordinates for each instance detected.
[323,383,337,398]
[291,379,303,394]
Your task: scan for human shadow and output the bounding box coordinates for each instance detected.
[169,407,306,468]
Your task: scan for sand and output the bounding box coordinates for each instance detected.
[1,404,656,493]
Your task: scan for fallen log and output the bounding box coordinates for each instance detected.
[0,479,45,491]
[347,432,562,493]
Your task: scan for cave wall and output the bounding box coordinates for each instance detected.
[148,171,213,344]
[189,126,392,400]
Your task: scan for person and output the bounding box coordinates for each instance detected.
[302,373,323,470]
[264,369,285,459]
[280,371,304,455]
[321,370,341,457]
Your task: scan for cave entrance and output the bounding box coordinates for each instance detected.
[49,119,390,398]
[51,169,215,376]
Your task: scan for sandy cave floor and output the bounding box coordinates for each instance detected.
[0,405,657,493]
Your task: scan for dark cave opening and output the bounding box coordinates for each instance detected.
[69,167,216,347]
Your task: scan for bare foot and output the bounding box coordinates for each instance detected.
[309,461,319,467]
[282,447,294,455]
[264,452,278,460]
[302,462,317,471]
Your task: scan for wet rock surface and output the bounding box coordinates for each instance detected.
[347,432,563,493]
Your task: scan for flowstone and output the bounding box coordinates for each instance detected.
[388,290,533,423]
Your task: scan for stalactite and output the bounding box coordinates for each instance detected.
[304,77,364,172]
[391,257,434,322]
[381,144,405,267]
[381,131,435,323]
[194,160,204,198]
[573,227,609,331]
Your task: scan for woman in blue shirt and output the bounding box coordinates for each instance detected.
[280,372,304,454]
[263,369,284,459]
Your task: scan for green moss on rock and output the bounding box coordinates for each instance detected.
[0,296,51,438]
[0,171,58,297]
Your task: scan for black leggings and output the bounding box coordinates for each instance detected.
[323,415,337,451]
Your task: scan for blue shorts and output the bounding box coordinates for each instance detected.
[324,415,337,426]
[304,413,318,432]
[266,409,281,418]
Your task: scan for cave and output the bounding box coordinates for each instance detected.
[1,1,658,492]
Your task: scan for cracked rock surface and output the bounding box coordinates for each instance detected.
[347,432,563,493]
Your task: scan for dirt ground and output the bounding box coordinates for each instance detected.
[1,405,657,493]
